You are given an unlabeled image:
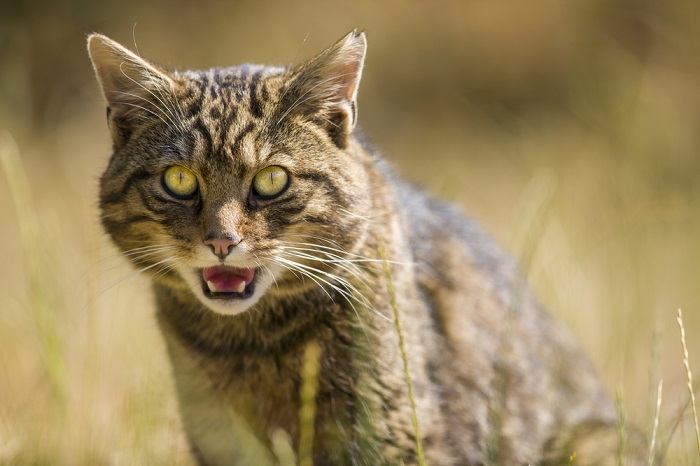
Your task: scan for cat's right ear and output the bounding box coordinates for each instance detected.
[87,33,176,146]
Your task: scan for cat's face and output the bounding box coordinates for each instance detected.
[89,32,370,315]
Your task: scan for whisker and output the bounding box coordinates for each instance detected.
[151,261,180,282]
[269,257,336,303]
[279,246,396,266]
[282,250,365,274]
[277,249,371,288]
[109,99,172,130]
[122,246,178,258]
[117,61,184,133]
[251,252,280,291]
[92,244,180,275]
[278,240,409,265]
[269,256,376,337]
[111,89,180,131]
[274,255,388,322]
[98,256,183,297]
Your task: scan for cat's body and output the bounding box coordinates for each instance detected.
[87,31,644,465]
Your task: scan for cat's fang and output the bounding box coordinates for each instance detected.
[206,280,217,293]
[235,282,245,293]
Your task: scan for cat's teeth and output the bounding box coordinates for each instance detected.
[206,280,217,293]
[236,282,246,293]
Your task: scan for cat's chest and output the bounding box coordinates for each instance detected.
[164,329,355,456]
[181,345,301,420]
[221,354,304,434]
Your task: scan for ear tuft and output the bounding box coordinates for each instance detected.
[87,34,176,145]
[283,29,367,147]
[87,33,174,105]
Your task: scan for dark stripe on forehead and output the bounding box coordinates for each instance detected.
[209,82,220,100]
[199,73,210,88]
[185,81,207,118]
[212,68,222,86]
[231,121,255,158]
[185,95,204,119]
[249,70,264,119]
[234,84,246,103]
[193,118,214,155]
[260,84,270,106]
[218,105,238,152]
[100,168,153,206]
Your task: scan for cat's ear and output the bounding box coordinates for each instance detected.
[87,33,176,145]
[283,30,366,148]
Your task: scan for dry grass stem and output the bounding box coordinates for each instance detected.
[676,308,700,456]
[648,379,663,466]
[378,240,427,466]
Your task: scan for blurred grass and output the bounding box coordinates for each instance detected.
[299,342,321,466]
[649,380,663,465]
[0,132,65,407]
[1,0,700,463]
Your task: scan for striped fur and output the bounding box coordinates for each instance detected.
[88,31,645,465]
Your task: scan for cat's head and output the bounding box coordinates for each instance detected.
[88,31,372,315]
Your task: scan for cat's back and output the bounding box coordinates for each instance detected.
[387,172,616,460]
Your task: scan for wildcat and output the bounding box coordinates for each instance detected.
[87,30,645,465]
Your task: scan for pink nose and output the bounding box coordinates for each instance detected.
[204,237,238,259]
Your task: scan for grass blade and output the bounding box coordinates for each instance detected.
[299,341,322,466]
[616,387,627,466]
[378,240,426,466]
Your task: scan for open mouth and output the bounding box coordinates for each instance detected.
[200,265,257,300]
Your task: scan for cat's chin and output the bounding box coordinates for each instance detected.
[177,265,274,316]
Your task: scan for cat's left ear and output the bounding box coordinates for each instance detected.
[283,30,367,148]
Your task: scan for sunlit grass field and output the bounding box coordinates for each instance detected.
[2,1,700,464]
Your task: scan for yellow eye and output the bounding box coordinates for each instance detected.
[162,165,198,198]
[253,166,289,199]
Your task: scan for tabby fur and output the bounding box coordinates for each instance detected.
[87,30,645,465]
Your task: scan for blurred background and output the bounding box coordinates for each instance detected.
[1,0,700,463]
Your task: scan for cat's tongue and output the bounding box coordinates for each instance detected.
[202,266,255,293]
